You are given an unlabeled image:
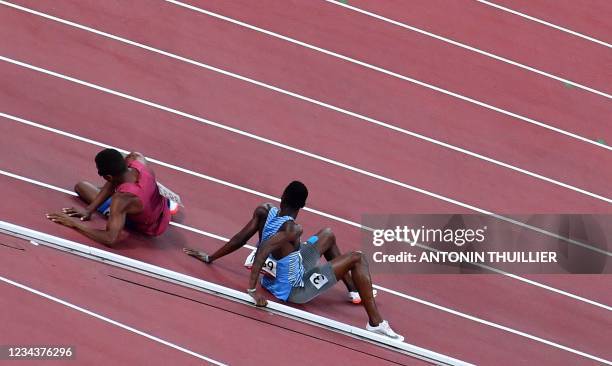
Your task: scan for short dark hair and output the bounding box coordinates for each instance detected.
[282,181,308,209]
[95,148,127,177]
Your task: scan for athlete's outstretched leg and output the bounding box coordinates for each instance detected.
[312,228,357,292]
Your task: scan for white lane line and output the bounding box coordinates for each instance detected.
[163,0,612,144]
[4,2,607,202]
[0,112,356,229]
[6,0,605,106]
[374,284,611,365]
[3,5,612,213]
[325,0,610,96]
[0,167,77,196]
[475,0,612,48]
[3,56,612,255]
[1,161,610,315]
[0,274,227,366]
[1,45,609,212]
[1,63,611,254]
[1,212,611,364]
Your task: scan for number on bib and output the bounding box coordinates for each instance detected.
[157,182,184,207]
[309,272,329,290]
[244,248,277,278]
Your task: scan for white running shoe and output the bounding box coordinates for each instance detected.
[349,289,378,304]
[169,200,179,215]
[366,320,404,342]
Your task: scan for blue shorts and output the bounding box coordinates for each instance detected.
[306,235,318,245]
[97,198,112,216]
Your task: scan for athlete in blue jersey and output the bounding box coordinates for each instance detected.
[184,181,403,341]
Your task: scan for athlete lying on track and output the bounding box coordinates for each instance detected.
[47,148,177,246]
[184,181,403,341]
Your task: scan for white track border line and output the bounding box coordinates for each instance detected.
[2,164,612,359]
[0,274,227,366]
[162,0,612,142]
[2,56,611,257]
[474,0,612,48]
[3,2,609,204]
[3,2,608,154]
[325,0,610,96]
[0,221,471,366]
[21,242,434,366]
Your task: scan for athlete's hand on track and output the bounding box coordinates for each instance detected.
[62,207,92,221]
[183,248,213,263]
[249,290,268,307]
[46,212,78,228]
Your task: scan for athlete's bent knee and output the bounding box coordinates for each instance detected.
[349,251,363,264]
[74,181,87,194]
[319,227,335,240]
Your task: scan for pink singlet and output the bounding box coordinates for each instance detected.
[116,160,170,236]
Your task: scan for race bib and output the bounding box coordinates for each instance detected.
[309,272,329,290]
[244,248,277,278]
[157,182,184,207]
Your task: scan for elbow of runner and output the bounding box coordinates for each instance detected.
[286,226,303,242]
[102,233,121,247]
[252,249,271,272]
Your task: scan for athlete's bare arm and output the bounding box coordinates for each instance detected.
[247,222,302,306]
[47,192,142,247]
[183,204,270,263]
[62,153,143,220]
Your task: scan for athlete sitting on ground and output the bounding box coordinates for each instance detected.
[47,148,177,246]
[184,181,403,341]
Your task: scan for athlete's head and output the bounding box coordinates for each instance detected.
[281,181,308,210]
[95,148,127,182]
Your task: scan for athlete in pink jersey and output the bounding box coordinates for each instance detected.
[47,149,172,246]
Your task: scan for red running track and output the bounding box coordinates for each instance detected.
[0,109,610,300]
[1,0,611,365]
[0,126,610,365]
[0,75,611,288]
[5,0,612,181]
[172,0,612,130]
[331,0,612,94]
[0,233,416,366]
[490,0,612,43]
[1,20,612,214]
